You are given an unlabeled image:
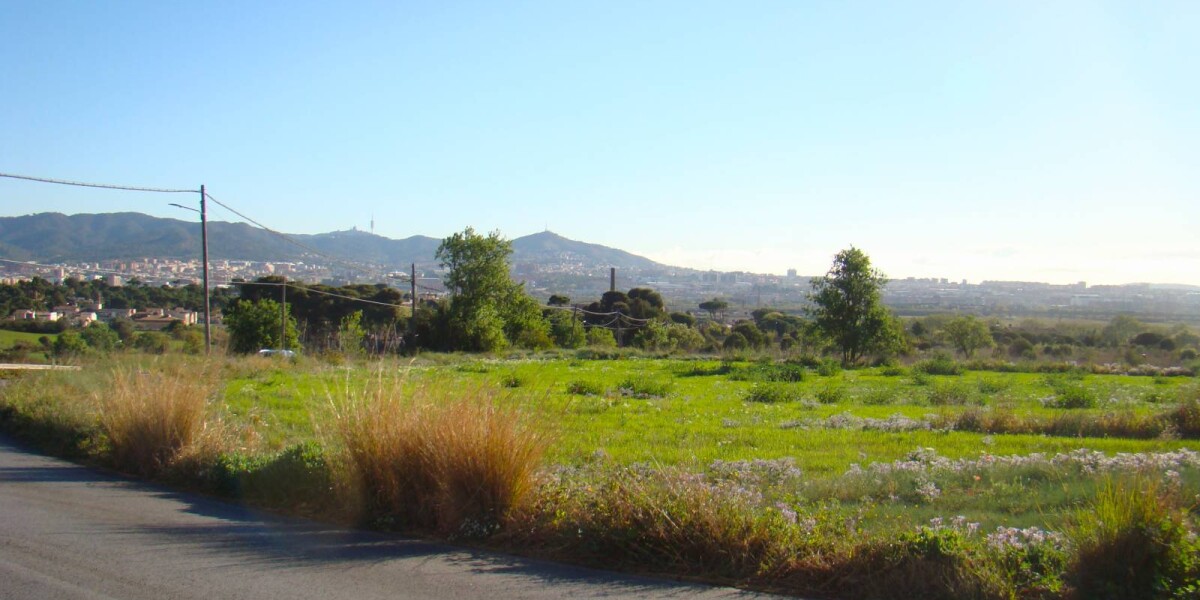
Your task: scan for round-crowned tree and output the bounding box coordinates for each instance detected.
[806,247,902,366]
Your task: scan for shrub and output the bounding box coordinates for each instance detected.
[617,376,673,398]
[1044,382,1098,409]
[880,365,907,377]
[926,381,977,406]
[815,385,846,404]
[508,464,797,580]
[565,379,605,396]
[914,353,963,376]
[1065,477,1200,599]
[744,383,800,404]
[499,372,526,388]
[330,377,548,536]
[816,359,842,377]
[97,365,217,477]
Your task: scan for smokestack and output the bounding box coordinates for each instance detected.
[610,267,616,292]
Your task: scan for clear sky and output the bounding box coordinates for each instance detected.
[1,1,1197,285]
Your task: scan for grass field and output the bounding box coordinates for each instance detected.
[0,328,55,347]
[6,353,1200,597]
[214,356,1200,530]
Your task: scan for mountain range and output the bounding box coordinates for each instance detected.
[0,212,666,272]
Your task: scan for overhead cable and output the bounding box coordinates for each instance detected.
[0,171,195,194]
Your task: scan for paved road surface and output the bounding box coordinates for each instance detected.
[0,437,778,600]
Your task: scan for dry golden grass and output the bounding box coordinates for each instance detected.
[329,372,549,535]
[97,363,219,477]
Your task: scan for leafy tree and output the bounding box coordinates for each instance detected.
[732,321,767,349]
[669,312,696,327]
[1101,315,1142,347]
[52,329,88,357]
[547,310,585,349]
[111,318,137,343]
[133,331,170,354]
[548,294,570,306]
[586,327,617,348]
[942,315,995,358]
[337,311,366,357]
[224,298,299,354]
[723,332,749,351]
[806,247,899,366]
[699,298,729,322]
[80,322,120,353]
[437,227,548,352]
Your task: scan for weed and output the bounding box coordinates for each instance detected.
[926,381,977,406]
[565,379,605,396]
[815,385,846,404]
[1044,383,1097,409]
[744,383,800,404]
[1065,477,1200,599]
[617,376,673,398]
[500,372,526,388]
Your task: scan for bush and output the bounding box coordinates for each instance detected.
[816,359,842,377]
[914,353,963,376]
[1066,477,1200,599]
[744,383,800,404]
[815,385,846,404]
[565,379,605,396]
[926,381,976,406]
[617,376,673,398]
[1044,381,1098,409]
[499,372,526,388]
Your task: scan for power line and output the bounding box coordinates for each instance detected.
[203,191,388,276]
[0,171,195,194]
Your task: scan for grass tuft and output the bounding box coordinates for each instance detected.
[97,364,217,477]
[1065,476,1200,599]
[330,375,549,536]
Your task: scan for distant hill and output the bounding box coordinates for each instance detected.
[0,212,666,271]
[511,231,661,270]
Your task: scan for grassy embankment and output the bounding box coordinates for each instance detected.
[2,353,1199,599]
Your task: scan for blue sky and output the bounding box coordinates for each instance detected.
[2,1,1197,285]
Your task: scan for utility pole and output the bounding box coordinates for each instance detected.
[200,185,211,355]
[409,263,416,334]
[280,275,287,351]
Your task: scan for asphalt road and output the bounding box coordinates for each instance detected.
[0,437,778,600]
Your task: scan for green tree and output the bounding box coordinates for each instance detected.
[806,247,899,366]
[80,322,120,353]
[52,329,88,357]
[337,310,367,357]
[133,331,170,354]
[1101,315,1142,347]
[548,294,570,306]
[942,315,995,358]
[699,298,729,322]
[437,227,549,352]
[586,327,617,348]
[224,298,299,354]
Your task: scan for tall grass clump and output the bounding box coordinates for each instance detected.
[330,376,549,536]
[97,364,218,477]
[1065,477,1200,599]
[510,464,798,580]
